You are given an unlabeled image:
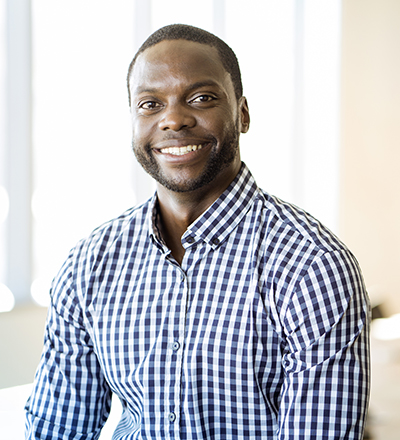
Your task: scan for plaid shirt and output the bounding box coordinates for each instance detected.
[25,163,370,439]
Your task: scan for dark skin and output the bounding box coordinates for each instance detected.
[129,40,250,264]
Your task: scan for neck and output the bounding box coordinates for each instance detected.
[156,163,241,264]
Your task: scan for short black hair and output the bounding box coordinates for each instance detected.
[127,24,243,106]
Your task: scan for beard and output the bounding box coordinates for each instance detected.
[132,121,240,193]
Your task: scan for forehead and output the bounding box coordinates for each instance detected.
[130,40,233,95]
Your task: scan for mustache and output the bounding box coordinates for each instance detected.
[157,132,217,143]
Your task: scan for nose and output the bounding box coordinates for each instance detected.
[158,103,196,131]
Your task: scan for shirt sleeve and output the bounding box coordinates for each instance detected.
[24,250,112,439]
[278,250,370,440]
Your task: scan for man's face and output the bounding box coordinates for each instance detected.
[128,39,249,194]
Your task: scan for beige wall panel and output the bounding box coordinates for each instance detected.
[340,0,400,313]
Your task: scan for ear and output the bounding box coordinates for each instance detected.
[238,97,250,133]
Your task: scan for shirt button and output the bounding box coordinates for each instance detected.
[212,237,220,245]
[168,412,176,422]
[172,341,180,351]
[186,236,194,243]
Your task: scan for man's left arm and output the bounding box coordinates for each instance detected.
[278,250,370,440]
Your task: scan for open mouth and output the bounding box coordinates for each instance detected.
[159,144,204,156]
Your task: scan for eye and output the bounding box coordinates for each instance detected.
[190,94,215,104]
[139,101,162,110]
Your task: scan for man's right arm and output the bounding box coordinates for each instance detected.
[25,250,112,439]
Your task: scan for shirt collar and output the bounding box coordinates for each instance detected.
[148,195,165,250]
[148,162,260,250]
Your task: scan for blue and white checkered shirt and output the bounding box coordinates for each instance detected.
[25,163,370,439]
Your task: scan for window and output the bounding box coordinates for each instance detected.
[1,0,341,310]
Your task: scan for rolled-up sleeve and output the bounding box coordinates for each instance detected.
[278,250,370,440]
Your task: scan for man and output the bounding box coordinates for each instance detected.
[26,24,370,439]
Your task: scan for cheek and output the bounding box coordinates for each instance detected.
[208,106,236,129]
[132,118,153,143]
[197,113,228,137]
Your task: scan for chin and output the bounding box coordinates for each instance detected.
[133,130,240,194]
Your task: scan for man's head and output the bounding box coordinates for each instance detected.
[127,25,250,195]
[127,24,243,107]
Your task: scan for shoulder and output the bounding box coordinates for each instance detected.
[253,191,367,321]
[48,198,154,319]
[83,197,151,248]
[255,189,350,257]
[252,193,369,352]
[58,198,154,282]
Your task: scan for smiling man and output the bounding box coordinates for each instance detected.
[129,36,249,265]
[25,25,370,439]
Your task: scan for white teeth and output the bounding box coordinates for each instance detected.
[160,144,203,156]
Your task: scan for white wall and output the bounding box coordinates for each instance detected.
[0,305,47,388]
[0,0,344,387]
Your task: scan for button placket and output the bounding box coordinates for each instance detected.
[167,266,187,434]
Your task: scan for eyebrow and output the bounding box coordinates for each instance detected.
[133,80,222,96]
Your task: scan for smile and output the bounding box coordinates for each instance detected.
[159,144,203,156]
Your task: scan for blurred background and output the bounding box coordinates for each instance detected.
[0,0,399,438]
